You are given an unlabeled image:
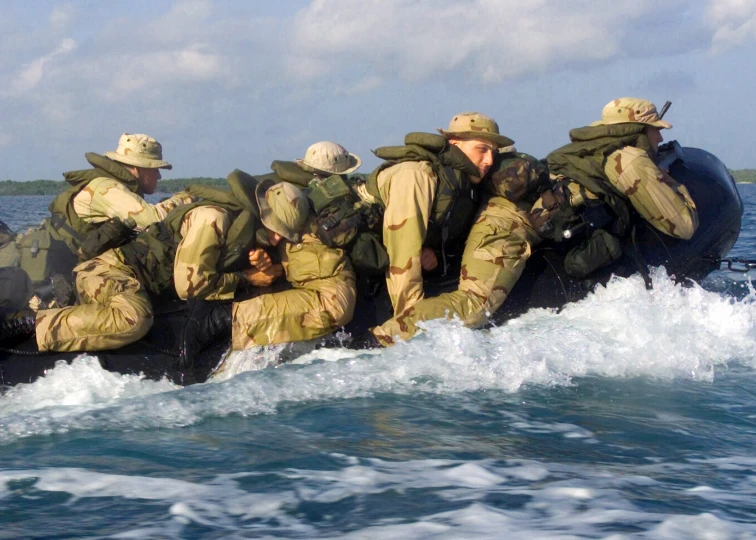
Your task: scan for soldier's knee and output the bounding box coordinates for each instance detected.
[109,295,153,341]
[327,282,357,328]
[125,316,153,343]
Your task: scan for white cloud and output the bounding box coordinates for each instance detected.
[0,133,11,147]
[49,4,75,33]
[9,38,76,95]
[286,0,665,84]
[707,0,756,51]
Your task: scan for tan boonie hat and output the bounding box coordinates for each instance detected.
[256,180,310,242]
[438,112,514,148]
[296,141,362,176]
[104,133,173,170]
[591,98,672,129]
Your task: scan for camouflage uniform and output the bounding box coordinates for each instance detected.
[71,175,192,231]
[36,205,236,352]
[13,134,192,312]
[377,160,438,315]
[38,152,359,354]
[373,114,515,318]
[231,143,360,348]
[600,146,697,239]
[231,218,356,348]
[372,156,543,344]
[68,133,193,233]
[549,97,698,240]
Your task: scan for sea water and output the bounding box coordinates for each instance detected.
[0,189,755,539]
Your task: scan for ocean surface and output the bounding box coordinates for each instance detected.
[0,188,755,539]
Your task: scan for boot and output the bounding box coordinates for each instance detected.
[344,330,382,350]
[179,300,232,369]
[0,311,36,343]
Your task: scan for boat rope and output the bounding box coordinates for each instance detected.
[0,341,180,358]
[0,346,44,356]
[704,256,756,273]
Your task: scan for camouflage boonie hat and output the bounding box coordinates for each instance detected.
[296,141,362,175]
[256,180,310,242]
[438,112,514,148]
[104,133,173,169]
[591,98,672,129]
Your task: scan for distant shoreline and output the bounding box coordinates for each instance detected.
[0,177,225,196]
[1,170,756,195]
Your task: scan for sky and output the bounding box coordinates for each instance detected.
[1,0,755,181]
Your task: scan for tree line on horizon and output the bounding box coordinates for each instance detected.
[2,170,756,195]
[0,177,226,195]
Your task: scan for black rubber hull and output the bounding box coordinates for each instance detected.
[0,143,742,387]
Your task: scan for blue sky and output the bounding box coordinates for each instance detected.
[1,0,755,181]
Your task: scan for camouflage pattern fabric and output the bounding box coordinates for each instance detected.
[372,195,539,345]
[36,206,240,353]
[377,160,438,315]
[232,219,356,348]
[35,249,152,352]
[174,206,240,301]
[604,147,698,239]
[72,176,194,230]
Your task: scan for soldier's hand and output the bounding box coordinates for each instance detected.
[248,248,273,271]
[420,247,438,271]
[241,264,283,287]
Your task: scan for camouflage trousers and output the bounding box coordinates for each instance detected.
[372,196,540,345]
[231,236,357,349]
[35,249,153,352]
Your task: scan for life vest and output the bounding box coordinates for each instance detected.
[365,132,481,275]
[541,124,657,280]
[119,169,262,298]
[546,123,655,236]
[46,153,142,257]
[249,160,388,277]
[11,154,140,289]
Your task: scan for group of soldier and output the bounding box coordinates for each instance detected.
[0,96,699,367]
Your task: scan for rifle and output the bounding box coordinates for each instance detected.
[658,101,672,119]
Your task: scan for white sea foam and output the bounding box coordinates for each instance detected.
[1,269,755,442]
[1,455,754,539]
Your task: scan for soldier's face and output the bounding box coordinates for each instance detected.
[265,229,283,246]
[646,127,663,152]
[449,138,497,181]
[135,167,162,194]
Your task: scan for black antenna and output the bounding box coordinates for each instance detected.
[658,101,672,119]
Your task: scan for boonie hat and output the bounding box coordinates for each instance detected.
[590,98,672,129]
[255,180,309,242]
[438,112,514,148]
[104,133,173,170]
[296,141,362,176]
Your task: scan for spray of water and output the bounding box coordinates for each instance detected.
[1,268,754,442]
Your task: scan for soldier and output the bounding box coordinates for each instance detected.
[341,112,529,347]
[363,113,513,313]
[65,132,192,230]
[0,177,305,351]
[367,146,548,346]
[536,97,698,282]
[1,133,194,311]
[184,142,359,359]
[1,145,358,370]
[364,99,698,347]
[547,97,698,240]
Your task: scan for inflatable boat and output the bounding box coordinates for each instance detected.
[0,142,743,387]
